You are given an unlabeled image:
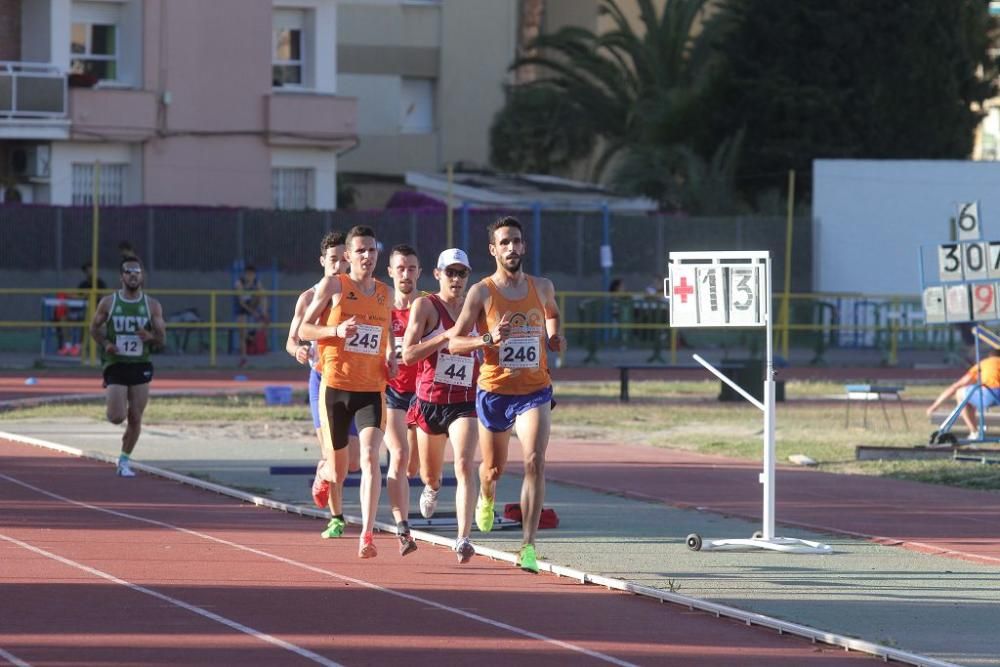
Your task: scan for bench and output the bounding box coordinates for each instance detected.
[617,363,785,403]
[844,384,907,429]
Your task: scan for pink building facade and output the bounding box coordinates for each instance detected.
[0,0,357,209]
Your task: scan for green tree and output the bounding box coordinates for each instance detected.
[706,0,999,202]
[490,0,733,210]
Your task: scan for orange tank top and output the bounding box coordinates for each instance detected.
[320,274,391,392]
[478,276,550,395]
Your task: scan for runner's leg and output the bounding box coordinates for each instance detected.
[358,425,384,538]
[383,408,410,524]
[122,383,150,455]
[513,402,552,547]
[449,416,479,540]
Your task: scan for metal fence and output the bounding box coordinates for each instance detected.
[0,205,813,291]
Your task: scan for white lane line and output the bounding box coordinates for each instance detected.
[0,647,31,667]
[0,532,342,667]
[0,471,636,667]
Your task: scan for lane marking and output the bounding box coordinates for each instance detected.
[0,532,341,667]
[0,472,637,667]
[0,647,31,667]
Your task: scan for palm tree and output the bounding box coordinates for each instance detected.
[504,0,724,183]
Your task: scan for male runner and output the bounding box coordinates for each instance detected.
[299,225,397,559]
[284,231,360,536]
[402,248,480,563]
[384,245,421,555]
[89,257,167,478]
[448,217,565,573]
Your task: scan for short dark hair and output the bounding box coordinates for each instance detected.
[321,231,346,254]
[346,225,376,247]
[243,264,257,273]
[390,244,418,262]
[488,216,522,244]
[119,256,142,273]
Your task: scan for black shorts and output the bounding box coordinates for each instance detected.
[407,398,477,436]
[320,385,385,451]
[103,362,153,388]
[385,385,416,411]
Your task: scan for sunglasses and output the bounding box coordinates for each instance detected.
[444,267,469,279]
[121,267,142,275]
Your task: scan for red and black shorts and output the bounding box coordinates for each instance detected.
[406,398,477,436]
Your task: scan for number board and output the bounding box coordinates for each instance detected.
[957,201,981,241]
[666,251,769,328]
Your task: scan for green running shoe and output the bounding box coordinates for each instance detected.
[475,494,495,533]
[321,517,345,539]
[517,544,539,573]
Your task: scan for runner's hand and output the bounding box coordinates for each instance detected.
[546,334,566,352]
[337,316,358,339]
[386,353,399,380]
[137,329,153,341]
[494,312,512,343]
[104,343,118,355]
[295,345,309,364]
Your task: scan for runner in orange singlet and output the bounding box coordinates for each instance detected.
[448,216,565,573]
[299,225,397,559]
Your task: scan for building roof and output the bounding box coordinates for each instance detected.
[404,170,658,212]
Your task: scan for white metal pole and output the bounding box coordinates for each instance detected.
[763,256,776,540]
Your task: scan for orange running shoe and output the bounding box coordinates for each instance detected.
[359,533,377,559]
[311,460,330,509]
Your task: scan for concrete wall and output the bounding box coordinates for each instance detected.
[813,159,1000,295]
[0,0,19,61]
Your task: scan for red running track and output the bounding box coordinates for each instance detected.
[0,440,873,666]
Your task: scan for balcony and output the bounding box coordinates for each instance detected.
[266,92,358,150]
[0,62,70,140]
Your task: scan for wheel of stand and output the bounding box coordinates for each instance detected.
[752,531,763,540]
[686,533,703,551]
[928,430,940,446]
[938,433,958,446]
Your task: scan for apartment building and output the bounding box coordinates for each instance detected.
[0,0,357,209]
[336,0,518,207]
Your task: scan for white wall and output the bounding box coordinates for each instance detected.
[813,159,1000,295]
[270,146,338,209]
[49,141,134,204]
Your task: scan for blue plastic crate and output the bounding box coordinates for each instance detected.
[263,385,293,406]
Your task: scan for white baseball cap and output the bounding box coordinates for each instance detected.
[436,248,471,271]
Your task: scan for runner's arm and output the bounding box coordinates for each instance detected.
[298,276,344,341]
[144,298,167,347]
[88,295,115,353]
[539,277,566,352]
[402,297,447,364]
[927,374,973,415]
[446,283,493,354]
[285,290,312,363]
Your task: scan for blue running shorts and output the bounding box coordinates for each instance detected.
[476,385,554,433]
[961,385,1000,410]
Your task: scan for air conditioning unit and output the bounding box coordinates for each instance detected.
[10,145,51,179]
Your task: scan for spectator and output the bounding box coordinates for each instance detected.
[234,264,269,365]
[54,262,106,356]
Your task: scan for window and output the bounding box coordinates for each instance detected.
[272,168,311,209]
[400,78,434,133]
[273,10,306,87]
[72,163,126,205]
[71,23,118,81]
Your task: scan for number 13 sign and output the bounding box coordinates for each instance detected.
[666,251,769,328]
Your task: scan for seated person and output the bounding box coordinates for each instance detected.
[54,262,106,356]
[926,348,1000,432]
[234,264,269,361]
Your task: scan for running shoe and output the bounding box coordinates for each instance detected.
[398,532,417,557]
[419,485,439,519]
[311,460,330,509]
[475,493,494,533]
[320,517,345,539]
[517,544,539,574]
[116,460,136,478]
[359,533,377,559]
[455,537,475,564]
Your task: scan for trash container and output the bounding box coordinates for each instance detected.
[717,359,785,403]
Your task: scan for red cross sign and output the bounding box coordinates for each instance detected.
[673,276,694,303]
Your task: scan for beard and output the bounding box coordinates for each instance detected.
[504,255,522,273]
